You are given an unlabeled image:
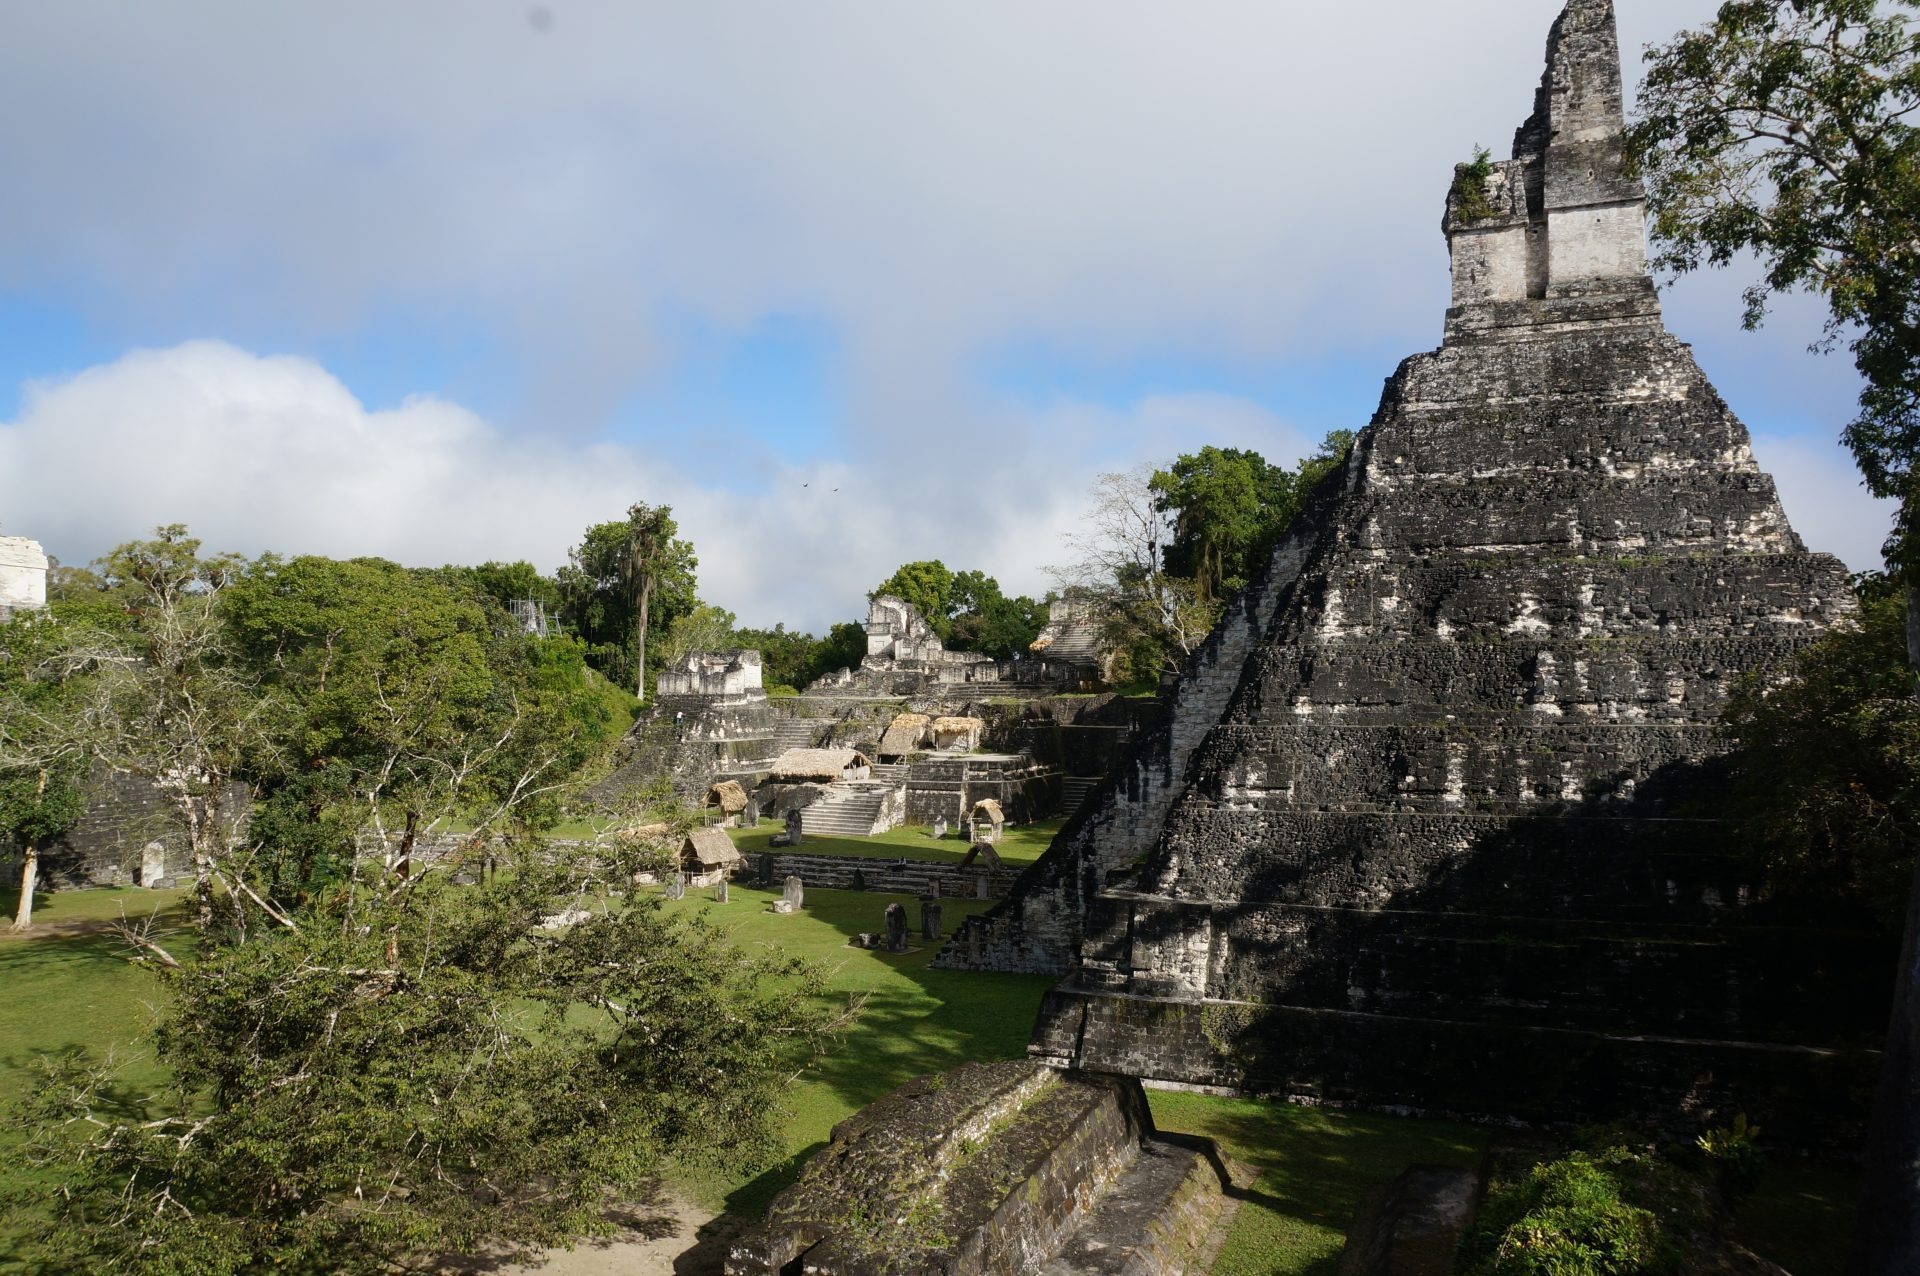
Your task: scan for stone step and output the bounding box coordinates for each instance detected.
[1061,777,1101,815]
[1038,1137,1229,1275]
[799,789,897,836]
[726,1061,1230,1276]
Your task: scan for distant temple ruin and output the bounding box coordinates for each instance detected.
[0,534,48,620]
[943,0,1884,1146]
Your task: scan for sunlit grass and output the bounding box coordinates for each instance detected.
[725,819,1061,868]
[1149,1092,1487,1274]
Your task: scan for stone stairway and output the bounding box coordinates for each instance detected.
[1042,631,1103,665]
[727,1060,1229,1275]
[799,785,899,837]
[766,717,823,755]
[1060,776,1100,816]
[867,762,912,785]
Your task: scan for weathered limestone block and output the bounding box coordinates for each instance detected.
[0,535,48,616]
[725,1061,1228,1276]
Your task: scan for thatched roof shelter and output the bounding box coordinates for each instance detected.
[971,798,1004,825]
[616,821,675,846]
[704,780,749,815]
[879,713,929,757]
[770,747,873,782]
[932,716,986,736]
[682,826,742,869]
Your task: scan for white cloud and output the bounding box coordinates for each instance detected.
[0,341,1317,630]
[0,0,1744,431]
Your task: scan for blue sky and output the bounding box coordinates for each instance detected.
[0,0,1891,630]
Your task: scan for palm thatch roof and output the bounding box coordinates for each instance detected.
[879,713,930,757]
[682,826,741,868]
[970,798,1005,824]
[770,747,872,781]
[704,780,749,814]
[931,716,985,736]
[615,822,674,845]
[1028,634,1055,652]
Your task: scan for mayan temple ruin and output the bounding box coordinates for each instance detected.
[942,0,1887,1144]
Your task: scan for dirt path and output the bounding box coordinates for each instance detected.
[445,1199,739,1276]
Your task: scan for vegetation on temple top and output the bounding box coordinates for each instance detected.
[1451,145,1499,222]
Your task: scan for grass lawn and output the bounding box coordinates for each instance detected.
[0,882,1860,1274]
[1734,1160,1860,1276]
[725,819,1061,869]
[653,883,1054,1216]
[0,882,190,935]
[1150,1092,1488,1274]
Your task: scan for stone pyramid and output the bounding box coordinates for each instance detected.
[944,0,1886,1144]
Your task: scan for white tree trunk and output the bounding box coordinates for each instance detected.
[10,768,48,930]
[12,841,38,930]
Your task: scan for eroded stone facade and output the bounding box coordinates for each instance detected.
[0,535,48,618]
[943,0,1884,1146]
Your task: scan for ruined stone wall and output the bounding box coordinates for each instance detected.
[0,535,48,615]
[3,766,250,889]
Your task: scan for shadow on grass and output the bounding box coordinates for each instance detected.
[668,882,1054,1220]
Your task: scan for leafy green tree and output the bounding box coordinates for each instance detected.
[806,621,870,685]
[946,571,1048,660]
[1725,578,1920,931]
[871,560,956,638]
[660,603,739,668]
[436,559,562,614]
[1150,446,1274,600]
[1631,1,1920,561]
[1150,432,1355,602]
[0,609,91,928]
[9,846,855,1275]
[72,527,270,930]
[557,510,697,699]
[732,623,819,692]
[1629,9,1920,1263]
[223,555,621,896]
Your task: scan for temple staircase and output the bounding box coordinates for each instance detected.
[798,784,901,837]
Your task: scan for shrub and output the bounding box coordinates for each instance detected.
[1452,145,1499,222]
[1696,1114,1766,1197]
[1460,1149,1668,1275]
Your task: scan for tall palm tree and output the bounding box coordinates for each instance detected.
[620,503,676,703]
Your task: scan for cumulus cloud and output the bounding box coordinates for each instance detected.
[0,342,1319,629]
[0,0,1738,430]
[0,2,1890,618]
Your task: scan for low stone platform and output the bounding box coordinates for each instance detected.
[725,1060,1229,1275]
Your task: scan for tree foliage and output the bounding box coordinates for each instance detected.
[9,849,853,1275]
[556,510,697,697]
[870,560,957,637]
[221,553,624,903]
[868,561,1046,660]
[1148,432,1352,601]
[1058,432,1353,684]
[1630,0,1920,558]
[0,608,93,927]
[1724,578,1920,931]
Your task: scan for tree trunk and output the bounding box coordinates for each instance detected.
[10,769,47,929]
[635,576,652,704]
[12,842,38,930]
[1851,582,1920,1272]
